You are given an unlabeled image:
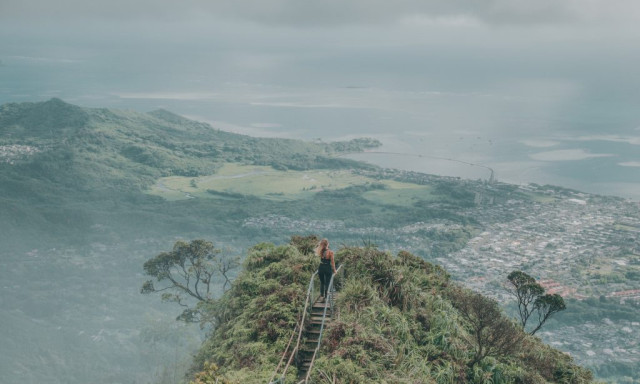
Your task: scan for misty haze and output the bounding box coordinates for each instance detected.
[1,1,639,383]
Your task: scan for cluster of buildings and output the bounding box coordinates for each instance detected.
[0,144,41,164]
[243,214,346,233]
[438,184,640,374]
[440,186,640,302]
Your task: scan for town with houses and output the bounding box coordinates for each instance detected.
[443,185,640,302]
[440,184,640,372]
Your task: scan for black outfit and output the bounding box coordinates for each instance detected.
[318,250,332,298]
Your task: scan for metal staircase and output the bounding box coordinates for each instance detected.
[297,297,333,379]
[268,264,343,384]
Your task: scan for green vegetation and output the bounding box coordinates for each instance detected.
[187,238,594,383]
[148,164,404,202]
[142,240,240,322]
[362,180,437,207]
[0,99,383,251]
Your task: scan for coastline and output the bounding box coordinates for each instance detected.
[344,147,640,202]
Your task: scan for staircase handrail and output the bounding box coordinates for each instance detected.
[268,270,318,384]
[268,322,299,384]
[303,263,344,383]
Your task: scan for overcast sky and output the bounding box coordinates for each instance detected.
[3,0,640,25]
[3,0,639,91]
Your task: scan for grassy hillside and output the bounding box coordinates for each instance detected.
[188,239,594,384]
[0,98,381,250]
[147,163,434,202]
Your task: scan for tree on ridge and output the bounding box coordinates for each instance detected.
[506,270,566,335]
[141,239,239,323]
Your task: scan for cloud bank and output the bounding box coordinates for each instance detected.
[3,0,640,26]
[530,149,614,161]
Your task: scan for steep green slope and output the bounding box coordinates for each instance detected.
[189,239,594,384]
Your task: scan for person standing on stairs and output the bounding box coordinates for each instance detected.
[315,238,337,302]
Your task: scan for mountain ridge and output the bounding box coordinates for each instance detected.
[185,238,595,383]
[0,98,89,136]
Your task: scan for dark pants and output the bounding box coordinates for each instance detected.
[318,264,332,297]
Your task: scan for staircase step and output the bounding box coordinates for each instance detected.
[296,294,340,378]
[311,310,329,316]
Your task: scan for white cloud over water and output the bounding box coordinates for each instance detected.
[519,139,560,148]
[572,135,640,145]
[184,116,300,139]
[530,149,614,161]
[250,123,282,129]
[116,92,221,101]
[249,101,370,109]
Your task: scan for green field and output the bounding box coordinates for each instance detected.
[147,163,435,203]
[362,180,437,206]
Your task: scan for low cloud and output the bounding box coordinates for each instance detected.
[519,139,560,148]
[530,149,614,161]
[116,92,221,101]
[8,55,83,64]
[572,135,640,146]
[618,161,640,167]
[249,101,370,109]
[3,0,640,26]
[250,123,282,129]
[184,116,301,139]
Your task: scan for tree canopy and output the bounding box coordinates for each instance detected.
[506,270,566,335]
[141,239,238,322]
